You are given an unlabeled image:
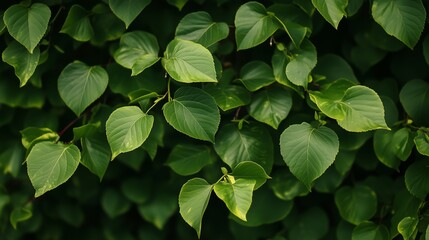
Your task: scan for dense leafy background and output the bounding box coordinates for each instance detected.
[1,0,429,239]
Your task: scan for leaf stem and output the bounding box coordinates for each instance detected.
[145,92,168,114]
[167,78,172,101]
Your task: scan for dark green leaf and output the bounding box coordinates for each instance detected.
[167,0,189,10]
[81,132,111,181]
[163,87,220,142]
[399,79,429,126]
[3,3,51,53]
[269,170,309,201]
[101,188,131,218]
[280,123,339,189]
[240,61,275,91]
[405,160,429,199]
[313,54,358,83]
[352,221,389,240]
[312,0,347,29]
[373,130,401,169]
[60,5,94,41]
[391,128,415,161]
[231,161,270,190]
[204,84,250,111]
[166,144,215,176]
[10,205,32,229]
[335,185,377,225]
[288,207,329,240]
[286,39,317,87]
[109,0,151,28]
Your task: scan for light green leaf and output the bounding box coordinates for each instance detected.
[26,142,80,197]
[10,205,32,229]
[372,0,426,49]
[231,185,293,227]
[2,41,40,87]
[414,130,429,156]
[167,0,189,10]
[179,178,213,238]
[391,128,415,161]
[373,130,401,169]
[405,160,429,199]
[166,144,215,176]
[268,4,311,47]
[398,217,418,240]
[335,185,377,225]
[175,11,229,48]
[280,123,339,189]
[109,0,151,28]
[101,188,131,218]
[60,5,94,42]
[58,61,109,116]
[214,123,273,173]
[240,61,275,91]
[399,79,429,126]
[235,1,280,50]
[162,38,217,83]
[271,49,304,97]
[20,127,59,153]
[312,0,347,29]
[231,161,270,190]
[204,84,250,111]
[81,132,111,181]
[113,31,160,76]
[249,87,292,129]
[286,39,317,87]
[214,178,256,221]
[106,106,154,159]
[163,87,220,142]
[3,3,51,53]
[352,221,389,240]
[310,81,389,132]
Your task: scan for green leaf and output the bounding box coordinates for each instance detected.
[230,185,293,227]
[414,130,429,156]
[10,205,32,229]
[163,87,220,142]
[399,79,429,126]
[405,160,429,199]
[0,79,44,108]
[240,61,275,91]
[26,142,80,197]
[3,3,51,53]
[280,123,339,189]
[214,178,256,221]
[424,35,429,65]
[231,161,270,190]
[162,38,217,83]
[175,11,229,48]
[121,177,152,204]
[335,185,377,225]
[268,4,311,47]
[0,141,24,177]
[90,3,125,45]
[179,178,213,238]
[311,0,347,29]
[113,31,160,76]
[391,128,415,161]
[101,188,131,218]
[286,39,317,87]
[271,49,304,97]
[214,123,273,173]
[288,207,329,240]
[204,84,250,111]
[313,54,358,83]
[166,144,215,176]
[167,0,189,10]
[72,122,101,141]
[106,106,154,159]
[60,5,94,42]
[2,41,40,87]
[372,0,426,49]
[109,0,151,28]
[81,132,111,181]
[398,217,418,240]
[249,87,292,129]
[352,221,389,240]
[373,130,401,169]
[235,1,280,50]
[269,170,309,200]
[20,127,59,152]
[138,185,177,229]
[58,61,109,116]
[310,81,389,132]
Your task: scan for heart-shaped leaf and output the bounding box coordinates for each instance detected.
[280,123,339,189]
[372,0,426,49]
[204,84,250,111]
[214,123,273,173]
[163,87,220,142]
[405,160,429,199]
[249,87,292,129]
[3,3,51,53]
[286,39,317,87]
[231,161,270,190]
[60,5,94,42]
[166,144,215,176]
[113,31,160,76]
[398,217,418,240]
[81,132,111,181]
[240,61,275,91]
[106,106,154,159]
[335,185,377,225]
[162,39,217,83]
[175,11,229,48]
[352,221,389,240]
[58,61,109,116]
[399,79,429,126]
[109,0,151,28]
[214,178,256,221]
[414,129,429,156]
[2,41,39,87]
[235,1,279,50]
[179,178,213,238]
[26,142,80,197]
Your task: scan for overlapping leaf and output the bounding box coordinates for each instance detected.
[109,0,151,28]
[414,130,429,156]
[405,160,429,199]
[240,61,275,91]
[399,79,429,126]
[166,144,215,176]
[312,0,347,29]
[286,39,317,87]
[204,84,250,111]
[335,185,377,225]
[60,5,94,41]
